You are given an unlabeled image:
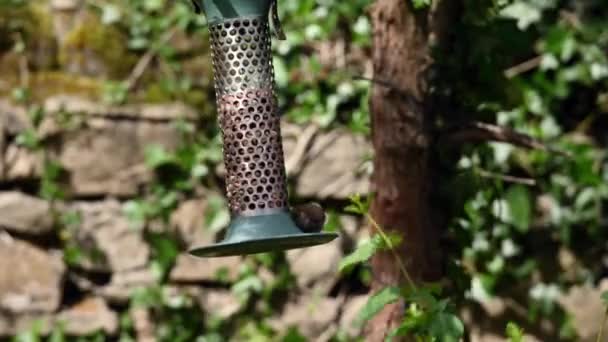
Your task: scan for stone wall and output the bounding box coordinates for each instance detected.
[1,96,606,341]
[0,95,371,339]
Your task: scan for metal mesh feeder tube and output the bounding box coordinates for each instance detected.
[189,0,337,257]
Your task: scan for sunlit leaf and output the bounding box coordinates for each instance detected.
[339,235,383,273]
[411,0,432,9]
[506,321,525,342]
[601,291,608,307]
[428,312,464,342]
[358,286,401,323]
[505,185,531,233]
[145,145,174,168]
[101,4,121,24]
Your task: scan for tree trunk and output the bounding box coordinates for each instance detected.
[365,0,455,340]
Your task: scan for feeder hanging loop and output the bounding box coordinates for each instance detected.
[190,0,202,14]
[270,0,286,40]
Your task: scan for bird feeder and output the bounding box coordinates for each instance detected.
[189,0,338,257]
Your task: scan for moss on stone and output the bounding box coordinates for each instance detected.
[59,12,137,78]
[0,71,103,101]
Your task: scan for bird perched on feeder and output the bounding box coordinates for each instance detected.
[291,202,326,233]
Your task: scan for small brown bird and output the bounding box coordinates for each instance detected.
[291,202,326,233]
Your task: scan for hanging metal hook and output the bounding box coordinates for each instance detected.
[190,0,202,14]
[270,0,286,40]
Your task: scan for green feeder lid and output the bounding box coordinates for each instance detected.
[194,0,272,23]
[189,210,338,257]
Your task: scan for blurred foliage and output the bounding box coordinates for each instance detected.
[434,0,608,339]
[2,0,608,340]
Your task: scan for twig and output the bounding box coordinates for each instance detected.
[366,213,417,291]
[441,121,571,157]
[504,56,542,79]
[285,124,319,176]
[18,55,29,89]
[14,33,29,89]
[124,26,179,91]
[476,169,536,186]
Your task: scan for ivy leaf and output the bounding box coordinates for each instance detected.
[505,185,531,233]
[273,56,289,88]
[345,194,370,215]
[404,287,439,309]
[428,312,464,342]
[147,233,180,280]
[601,290,608,307]
[500,2,541,30]
[339,235,383,273]
[205,195,230,232]
[506,322,525,342]
[411,0,432,9]
[101,4,121,24]
[15,129,40,150]
[358,286,401,323]
[145,145,174,168]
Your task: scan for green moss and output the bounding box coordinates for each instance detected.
[0,2,58,70]
[0,71,103,100]
[28,3,55,41]
[60,12,137,78]
[143,83,174,103]
[33,72,102,98]
[0,3,53,46]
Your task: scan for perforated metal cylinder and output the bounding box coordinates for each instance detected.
[209,16,288,216]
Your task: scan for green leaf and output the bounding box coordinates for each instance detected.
[48,323,66,342]
[403,287,438,309]
[15,130,40,150]
[506,321,525,342]
[205,195,230,232]
[358,286,401,323]
[144,145,174,168]
[601,291,608,307]
[428,312,464,342]
[147,233,179,279]
[411,0,431,9]
[345,194,370,215]
[339,235,383,273]
[143,0,164,12]
[505,185,531,233]
[273,57,289,88]
[232,274,264,302]
[101,4,121,24]
[500,2,540,30]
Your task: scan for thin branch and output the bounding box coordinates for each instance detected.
[477,169,536,186]
[366,213,417,291]
[285,124,319,176]
[124,26,179,91]
[14,32,29,89]
[441,121,571,157]
[504,56,542,79]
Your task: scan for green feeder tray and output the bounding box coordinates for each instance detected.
[189,211,337,257]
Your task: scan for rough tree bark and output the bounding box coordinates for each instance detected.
[365,0,455,340]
